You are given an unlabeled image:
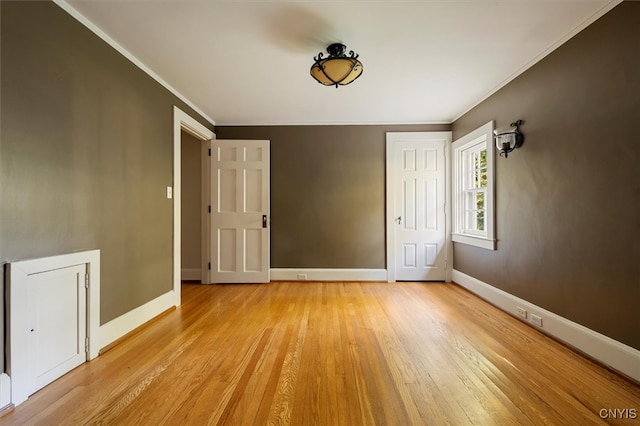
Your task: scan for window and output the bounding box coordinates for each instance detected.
[452,121,496,250]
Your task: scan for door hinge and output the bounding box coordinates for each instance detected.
[208,205,211,213]
[84,273,90,289]
[85,337,90,353]
[208,148,211,156]
[208,262,211,270]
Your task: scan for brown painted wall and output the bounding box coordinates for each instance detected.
[0,1,213,324]
[452,2,639,349]
[216,124,449,268]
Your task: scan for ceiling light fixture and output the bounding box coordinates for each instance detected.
[310,43,363,88]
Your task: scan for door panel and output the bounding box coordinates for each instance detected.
[32,265,87,390]
[403,244,417,267]
[211,140,270,283]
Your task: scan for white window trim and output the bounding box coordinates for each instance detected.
[452,121,496,250]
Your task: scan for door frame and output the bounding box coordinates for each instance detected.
[385,132,453,283]
[173,106,215,298]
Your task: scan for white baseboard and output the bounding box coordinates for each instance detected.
[181,268,201,281]
[0,374,10,410]
[270,268,387,282]
[97,290,176,353]
[452,269,640,382]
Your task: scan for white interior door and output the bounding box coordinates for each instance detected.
[387,133,450,281]
[211,139,270,283]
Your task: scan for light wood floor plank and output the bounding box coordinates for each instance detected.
[2,281,639,425]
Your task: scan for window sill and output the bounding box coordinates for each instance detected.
[452,233,496,250]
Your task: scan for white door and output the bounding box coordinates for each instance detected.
[387,133,450,281]
[211,139,270,283]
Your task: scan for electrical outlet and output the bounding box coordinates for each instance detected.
[530,314,543,328]
[516,306,528,319]
[297,274,308,280]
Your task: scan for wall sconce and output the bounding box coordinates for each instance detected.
[494,120,524,158]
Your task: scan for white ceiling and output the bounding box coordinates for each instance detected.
[62,0,619,126]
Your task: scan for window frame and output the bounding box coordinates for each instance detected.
[452,121,496,250]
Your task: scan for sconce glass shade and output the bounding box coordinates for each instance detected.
[496,133,518,150]
[311,43,363,88]
[494,120,524,158]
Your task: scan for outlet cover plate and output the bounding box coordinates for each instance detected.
[530,314,543,328]
[516,306,528,319]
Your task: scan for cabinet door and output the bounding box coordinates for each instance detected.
[9,264,87,405]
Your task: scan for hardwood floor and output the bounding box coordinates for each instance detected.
[3,282,639,425]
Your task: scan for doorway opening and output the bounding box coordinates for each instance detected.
[173,107,215,299]
[180,129,206,283]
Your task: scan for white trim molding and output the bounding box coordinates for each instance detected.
[451,121,496,250]
[97,290,175,352]
[270,268,387,282]
[173,106,215,298]
[0,374,10,410]
[452,269,640,382]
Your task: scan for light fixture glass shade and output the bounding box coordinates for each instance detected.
[495,134,517,150]
[311,43,363,87]
[493,120,524,158]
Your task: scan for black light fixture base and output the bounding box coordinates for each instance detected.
[326,43,347,57]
